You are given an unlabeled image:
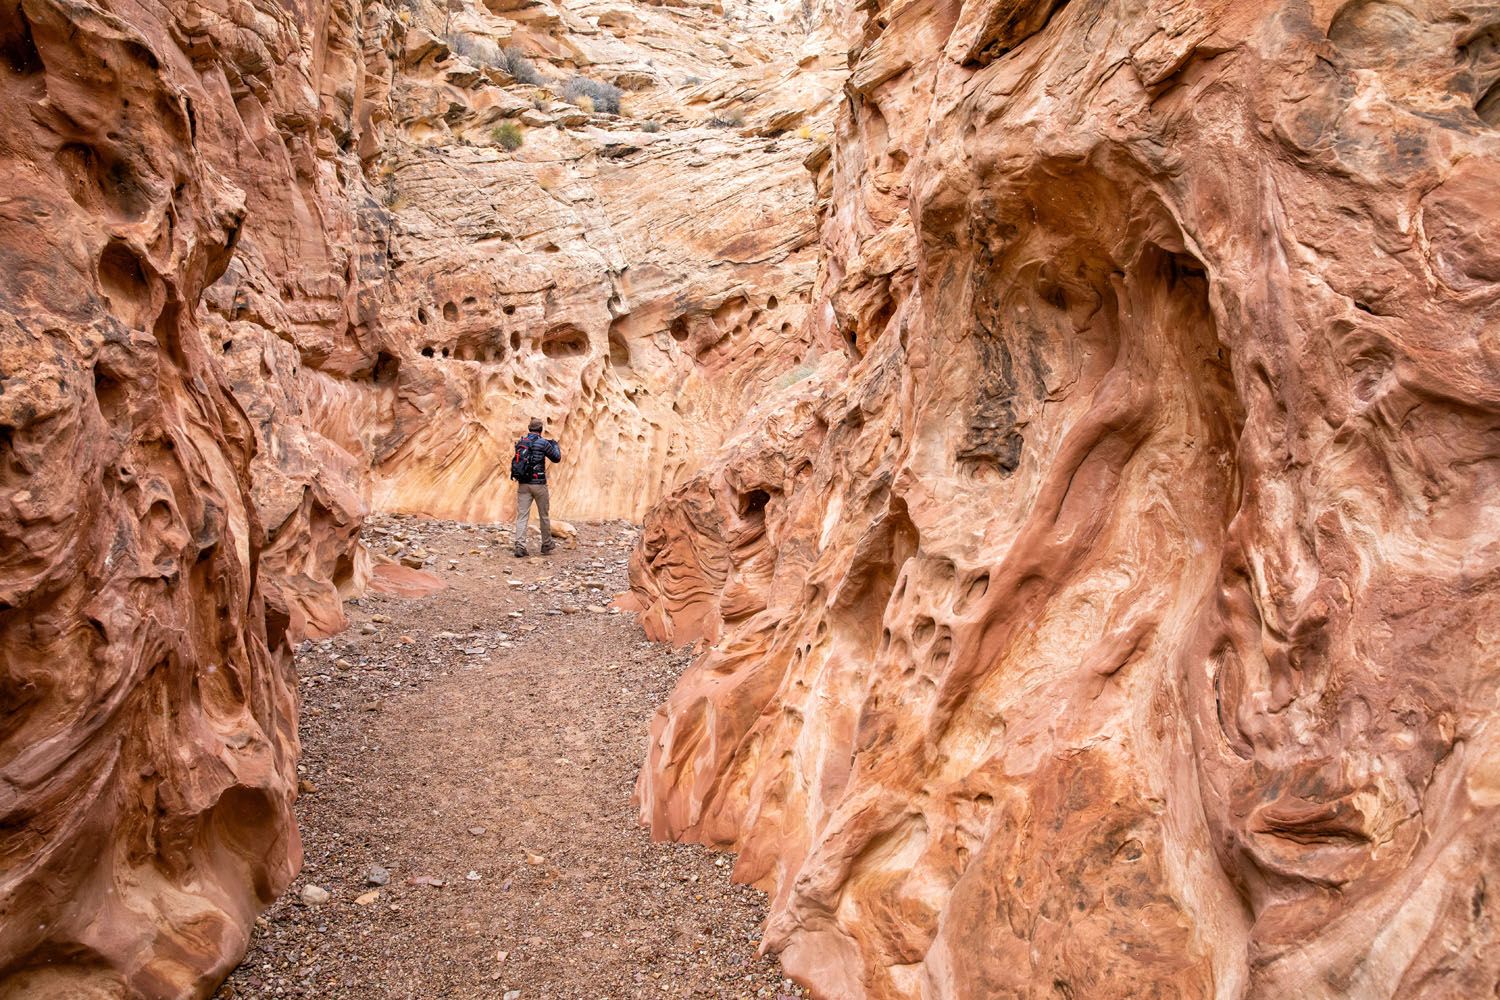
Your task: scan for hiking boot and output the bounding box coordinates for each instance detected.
[512,547,528,558]
[540,543,556,555]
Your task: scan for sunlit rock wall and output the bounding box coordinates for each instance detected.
[361,118,825,522]
[207,0,847,527]
[632,1,1500,997]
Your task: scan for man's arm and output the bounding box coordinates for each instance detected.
[547,439,562,463]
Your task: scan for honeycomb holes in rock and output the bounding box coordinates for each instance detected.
[371,351,401,384]
[0,1,43,77]
[93,362,128,424]
[608,331,631,367]
[541,326,588,359]
[57,142,150,222]
[739,488,771,520]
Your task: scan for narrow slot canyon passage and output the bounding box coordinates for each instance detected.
[7,0,1500,992]
[216,516,801,1000]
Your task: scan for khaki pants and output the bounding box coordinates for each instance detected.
[514,483,552,552]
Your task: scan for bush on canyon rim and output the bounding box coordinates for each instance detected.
[562,75,622,115]
[503,46,544,85]
[491,122,524,151]
[446,32,502,67]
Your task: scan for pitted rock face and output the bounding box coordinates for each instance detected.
[0,0,299,993]
[198,0,848,530]
[0,0,842,991]
[631,0,1500,997]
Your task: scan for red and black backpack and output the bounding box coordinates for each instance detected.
[510,438,533,482]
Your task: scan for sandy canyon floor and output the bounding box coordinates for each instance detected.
[215,516,799,1000]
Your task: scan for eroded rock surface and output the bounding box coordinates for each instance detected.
[0,0,839,992]
[208,0,846,532]
[0,0,300,993]
[631,1,1500,997]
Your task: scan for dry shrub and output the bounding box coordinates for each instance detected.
[492,122,524,151]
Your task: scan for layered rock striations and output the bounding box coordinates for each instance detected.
[356,96,828,522]
[632,1,1500,997]
[0,0,839,993]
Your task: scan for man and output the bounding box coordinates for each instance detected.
[510,417,563,557]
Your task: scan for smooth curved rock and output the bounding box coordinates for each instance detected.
[367,561,448,598]
[632,1,1500,997]
[0,0,300,991]
[0,0,842,993]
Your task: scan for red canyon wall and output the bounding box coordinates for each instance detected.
[632,0,1500,997]
[201,0,847,628]
[230,0,849,528]
[0,0,306,992]
[0,0,838,993]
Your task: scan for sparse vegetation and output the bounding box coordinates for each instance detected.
[708,108,746,128]
[445,32,503,68]
[443,36,550,89]
[683,75,703,86]
[502,46,543,85]
[491,122,524,151]
[640,120,661,133]
[561,75,622,115]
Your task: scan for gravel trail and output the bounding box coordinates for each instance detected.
[217,516,799,1000]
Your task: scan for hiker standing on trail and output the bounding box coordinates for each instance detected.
[511,417,563,558]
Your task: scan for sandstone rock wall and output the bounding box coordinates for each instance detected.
[359,112,825,523]
[631,1,1500,997]
[0,0,840,991]
[207,0,847,536]
[0,0,309,991]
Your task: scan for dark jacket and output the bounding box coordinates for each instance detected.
[514,432,562,484]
